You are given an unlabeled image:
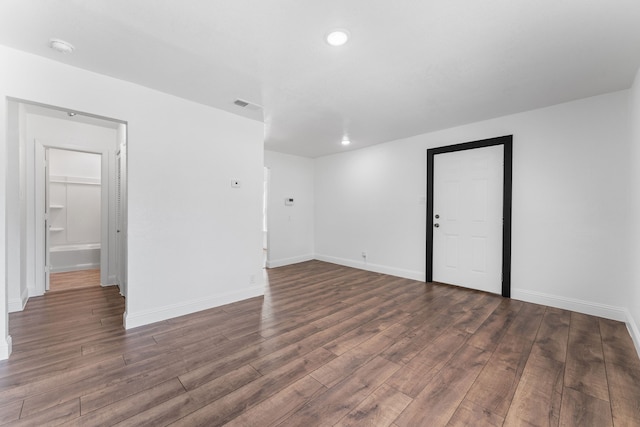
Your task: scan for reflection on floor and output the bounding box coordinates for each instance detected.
[49,269,101,292]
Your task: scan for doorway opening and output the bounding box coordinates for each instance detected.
[5,99,127,318]
[46,148,103,292]
[426,135,513,297]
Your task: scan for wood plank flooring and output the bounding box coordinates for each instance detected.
[49,270,101,292]
[2,260,640,426]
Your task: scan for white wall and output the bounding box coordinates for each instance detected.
[628,67,640,353]
[48,149,102,248]
[49,148,101,179]
[5,102,22,320]
[264,151,315,267]
[0,45,264,359]
[315,90,633,322]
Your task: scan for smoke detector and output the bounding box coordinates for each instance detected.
[49,39,75,54]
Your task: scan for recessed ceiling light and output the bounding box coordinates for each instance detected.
[326,29,350,47]
[341,137,351,146]
[49,39,75,54]
[67,112,76,117]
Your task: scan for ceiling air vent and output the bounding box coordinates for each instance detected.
[233,99,262,111]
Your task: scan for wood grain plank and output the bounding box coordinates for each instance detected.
[446,400,504,427]
[50,270,101,292]
[112,392,200,427]
[559,387,613,427]
[80,358,189,414]
[183,364,262,405]
[599,315,640,424]
[504,301,545,341]
[0,399,23,425]
[0,355,125,407]
[394,344,491,426]
[604,356,640,426]
[385,328,470,398]
[311,327,400,388]
[63,378,187,427]
[466,297,523,352]
[21,352,184,417]
[460,333,533,417]
[171,347,335,426]
[529,307,571,363]
[599,318,640,369]
[449,292,503,334]
[334,383,412,427]
[503,354,564,427]
[10,398,79,427]
[278,356,401,427]
[564,312,609,401]
[224,375,326,427]
[322,308,409,356]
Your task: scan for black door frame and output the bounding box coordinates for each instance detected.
[426,135,513,297]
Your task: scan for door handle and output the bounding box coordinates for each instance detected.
[434,223,440,228]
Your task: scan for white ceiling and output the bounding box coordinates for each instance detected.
[2,1,640,158]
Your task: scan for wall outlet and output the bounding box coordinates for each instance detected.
[361,251,367,258]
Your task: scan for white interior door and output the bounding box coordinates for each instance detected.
[432,145,503,294]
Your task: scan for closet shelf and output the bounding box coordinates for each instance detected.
[49,227,65,232]
[49,205,64,209]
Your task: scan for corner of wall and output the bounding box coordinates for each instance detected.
[8,286,29,313]
[123,284,265,329]
[0,335,12,360]
[266,254,315,268]
[628,65,640,359]
[626,309,640,359]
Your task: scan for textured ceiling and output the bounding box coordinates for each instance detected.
[2,0,640,157]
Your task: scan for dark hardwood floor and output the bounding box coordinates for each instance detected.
[49,270,101,292]
[2,260,639,426]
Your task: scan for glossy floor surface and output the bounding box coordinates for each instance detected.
[2,261,639,426]
[49,270,101,292]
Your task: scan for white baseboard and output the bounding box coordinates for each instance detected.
[511,288,627,322]
[101,283,118,288]
[8,287,29,313]
[266,254,314,268]
[123,285,265,329]
[51,262,100,273]
[0,335,12,360]
[314,254,425,282]
[626,309,640,359]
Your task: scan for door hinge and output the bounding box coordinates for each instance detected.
[44,265,50,273]
[44,212,49,221]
